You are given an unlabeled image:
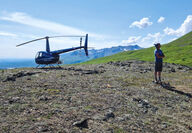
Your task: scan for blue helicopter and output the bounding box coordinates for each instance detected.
[16,34,88,68]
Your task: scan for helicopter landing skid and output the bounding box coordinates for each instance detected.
[35,64,62,69]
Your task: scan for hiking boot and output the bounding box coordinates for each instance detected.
[154,80,158,84]
[158,80,162,84]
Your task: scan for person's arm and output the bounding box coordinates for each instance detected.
[162,52,165,58]
[156,53,165,58]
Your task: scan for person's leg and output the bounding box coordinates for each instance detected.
[154,62,158,82]
[158,62,162,82]
[154,71,158,82]
[158,72,161,82]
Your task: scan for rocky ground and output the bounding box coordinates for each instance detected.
[0,60,192,133]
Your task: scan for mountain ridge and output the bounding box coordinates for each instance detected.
[60,45,142,64]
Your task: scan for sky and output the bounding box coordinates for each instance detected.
[0,0,192,59]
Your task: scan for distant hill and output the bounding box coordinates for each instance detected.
[60,45,142,64]
[84,31,192,67]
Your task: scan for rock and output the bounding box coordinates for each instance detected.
[103,110,115,121]
[151,107,159,113]
[52,109,63,114]
[116,114,130,122]
[161,123,168,129]
[108,61,131,67]
[188,125,192,130]
[147,67,152,71]
[171,68,176,72]
[73,118,89,129]
[67,67,75,71]
[133,98,150,108]
[38,126,49,132]
[177,66,183,70]
[123,114,131,120]
[39,96,49,101]
[27,78,31,80]
[138,103,143,108]
[13,71,25,77]
[98,65,105,68]
[106,128,114,133]
[140,69,148,73]
[107,61,113,65]
[133,98,158,113]
[2,71,40,82]
[167,65,171,68]
[3,76,16,82]
[143,109,148,113]
[8,97,20,104]
[92,110,115,122]
[82,69,105,75]
[92,114,105,120]
[116,117,124,121]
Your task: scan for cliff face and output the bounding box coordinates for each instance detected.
[0,61,192,132]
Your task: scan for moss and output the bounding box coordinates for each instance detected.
[84,105,93,110]
[114,127,125,133]
[47,89,61,94]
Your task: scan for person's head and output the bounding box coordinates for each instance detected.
[154,43,161,49]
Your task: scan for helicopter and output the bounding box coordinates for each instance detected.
[16,34,88,68]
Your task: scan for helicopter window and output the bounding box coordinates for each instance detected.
[35,52,43,58]
[39,53,42,57]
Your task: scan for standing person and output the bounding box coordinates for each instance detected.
[154,43,165,83]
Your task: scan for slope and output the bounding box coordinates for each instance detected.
[84,31,192,67]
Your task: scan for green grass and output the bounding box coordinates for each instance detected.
[83,31,192,67]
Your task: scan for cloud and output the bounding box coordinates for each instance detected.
[120,32,164,48]
[164,15,192,36]
[0,12,102,38]
[142,32,162,43]
[0,31,17,37]
[157,16,165,23]
[0,11,110,58]
[129,17,153,29]
[163,27,176,35]
[169,37,177,42]
[122,36,141,45]
[138,32,164,48]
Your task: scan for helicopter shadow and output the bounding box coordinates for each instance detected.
[160,82,192,98]
[34,65,64,70]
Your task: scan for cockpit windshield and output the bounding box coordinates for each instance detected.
[35,52,43,58]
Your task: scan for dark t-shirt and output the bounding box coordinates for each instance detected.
[154,49,164,63]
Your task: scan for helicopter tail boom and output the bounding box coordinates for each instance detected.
[51,46,84,55]
[52,34,88,56]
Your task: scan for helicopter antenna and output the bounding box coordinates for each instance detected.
[80,37,82,47]
[78,37,83,56]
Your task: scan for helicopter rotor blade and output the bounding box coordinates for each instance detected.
[49,35,86,38]
[16,35,86,47]
[16,37,46,47]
